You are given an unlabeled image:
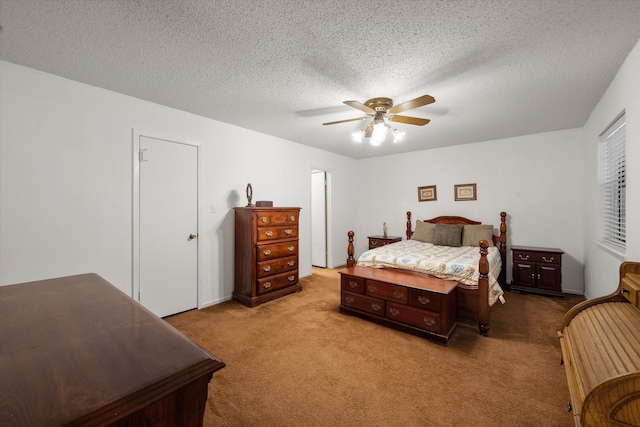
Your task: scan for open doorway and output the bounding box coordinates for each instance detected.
[311,170,328,268]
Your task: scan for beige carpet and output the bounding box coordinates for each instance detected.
[166,267,584,427]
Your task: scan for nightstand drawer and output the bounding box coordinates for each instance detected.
[368,235,402,250]
[513,250,560,264]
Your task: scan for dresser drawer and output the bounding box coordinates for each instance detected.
[256,256,297,278]
[513,250,560,264]
[257,225,298,242]
[408,288,442,312]
[257,271,298,295]
[255,211,299,226]
[257,241,298,261]
[341,291,385,316]
[341,275,365,294]
[365,280,408,304]
[386,302,441,334]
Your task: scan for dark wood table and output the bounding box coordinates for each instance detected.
[0,273,225,427]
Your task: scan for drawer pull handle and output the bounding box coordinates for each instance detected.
[265,231,273,237]
[542,256,554,262]
[288,246,295,252]
[418,296,431,305]
[371,303,382,311]
[423,317,436,326]
[537,274,541,280]
[288,275,295,282]
[393,291,404,299]
[345,296,354,303]
[349,280,358,288]
[368,285,377,293]
[263,266,271,272]
[263,249,271,256]
[285,229,293,235]
[288,261,295,267]
[263,282,272,289]
[389,308,400,316]
[518,254,530,260]
[261,216,268,223]
[531,273,535,279]
[290,216,296,222]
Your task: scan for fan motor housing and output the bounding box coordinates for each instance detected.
[364,97,393,112]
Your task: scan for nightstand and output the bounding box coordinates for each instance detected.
[368,235,401,250]
[511,245,564,298]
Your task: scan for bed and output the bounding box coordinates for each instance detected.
[345,211,507,335]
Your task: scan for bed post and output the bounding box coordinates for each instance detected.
[478,240,490,336]
[498,211,507,288]
[346,231,355,267]
[406,211,412,240]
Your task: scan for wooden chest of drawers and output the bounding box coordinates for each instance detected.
[339,266,458,344]
[234,207,301,307]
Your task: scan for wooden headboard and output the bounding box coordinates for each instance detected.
[406,211,506,245]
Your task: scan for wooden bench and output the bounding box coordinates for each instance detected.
[558,262,640,427]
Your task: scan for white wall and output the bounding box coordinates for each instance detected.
[3,39,638,305]
[582,40,640,299]
[0,61,359,307]
[354,129,585,295]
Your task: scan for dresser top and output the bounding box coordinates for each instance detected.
[0,273,225,426]
[235,206,300,211]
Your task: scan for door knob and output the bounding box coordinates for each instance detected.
[188,234,197,241]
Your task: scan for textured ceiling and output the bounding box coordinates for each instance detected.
[1,1,640,159]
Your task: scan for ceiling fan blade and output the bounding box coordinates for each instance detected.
[387,95,435,114]
[344,100,376,115]
[322,116,369,125]
[364,122,374,137]
[389,115,431,126]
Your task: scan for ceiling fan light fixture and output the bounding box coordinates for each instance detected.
[351,129,365,143]
[326,94,434,147]
[392,128,405,143]
[371,121,387,145]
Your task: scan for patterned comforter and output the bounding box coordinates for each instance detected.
[356,240,504,306]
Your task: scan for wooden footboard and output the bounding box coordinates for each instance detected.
[345,211,507,336]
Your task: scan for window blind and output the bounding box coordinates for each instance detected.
[599,113,626,252]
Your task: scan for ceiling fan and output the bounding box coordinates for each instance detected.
[322,95,435,145]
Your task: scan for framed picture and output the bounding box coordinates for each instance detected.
[418,185,437,202]
[454,183,477,201]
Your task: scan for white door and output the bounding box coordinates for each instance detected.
[139,136,198,317]
[311,170,327,267]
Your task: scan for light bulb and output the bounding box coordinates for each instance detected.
[392,128,405,143]
[371,122,387,145]
[351,129,364,143]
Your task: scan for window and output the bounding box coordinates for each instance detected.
[598,112,626,256]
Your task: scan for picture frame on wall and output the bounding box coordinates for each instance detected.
[454,183,477,201]
[418,185,437,202]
